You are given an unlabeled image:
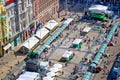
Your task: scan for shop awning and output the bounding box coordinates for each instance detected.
[45,20,58,30]
[3,43,11,50]
[22,36,39,50]
[83,27,91,32]
[72,39,82,45]
[63,18,73,25]
[35,27,49,39]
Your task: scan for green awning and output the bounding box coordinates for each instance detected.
[90,13,105,19]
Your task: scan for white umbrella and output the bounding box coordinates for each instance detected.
[53,63,62,69]
[43,76,53,80]
[46,72,56,77]
[49,67,59,72]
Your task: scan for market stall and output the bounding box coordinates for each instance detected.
[81,27,91,36]
[108,40,114,46]
[40,61,49,70]
[45,20,58,32]
[35,27,49,41]
[88,5,108,20]
[17,71,40,80]
[61,50,74,62]
[20,36,39,54]
[49,67,63,76]
[53,63,62,69]
[71,39,83,48]
[46,72,56,77]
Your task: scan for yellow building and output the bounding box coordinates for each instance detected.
[0,2,9,56]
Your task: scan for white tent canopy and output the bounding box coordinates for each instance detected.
[45,20,58,30]
[72,39,82,45]
[43,76,54,80]
[83,27,91,32]
[17,71,39,80]
[62,50,73,58]
[40,61,49,67]
[89,5,108,14]
[35,27,49,39]
[49,68,59,72]
[64,18,73,25]
[22,36,39,50]
[46,72,56,77]
[53,63,62,69]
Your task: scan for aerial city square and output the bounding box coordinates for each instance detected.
[0,0,120,80]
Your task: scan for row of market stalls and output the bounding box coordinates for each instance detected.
[18,20,58,54]
[36,18,74,55]
[82,22,119,80]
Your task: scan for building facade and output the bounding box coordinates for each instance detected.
[0,1,9,56]
[17,0,33,43]
[33,0,59,28]
[0,0,33,56]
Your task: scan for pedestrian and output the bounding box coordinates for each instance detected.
[65,62,68,67]
[49,61,52,66]
[115,40,117,44]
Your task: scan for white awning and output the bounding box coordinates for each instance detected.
[45,20,58,30]
[3,43,11,50]
[89,5,108,11]
[72,39,82,45]
[89,5,108,14]
[22,36,39,50]
[64,18,73,25]
[35,27,49,39]
[83,27,91,32]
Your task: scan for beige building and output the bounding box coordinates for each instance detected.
[0,2,9,56]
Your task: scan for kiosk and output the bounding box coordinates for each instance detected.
[61,50,74,62]
[71,39,83,48]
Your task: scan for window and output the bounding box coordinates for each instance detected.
[22,2,24,10]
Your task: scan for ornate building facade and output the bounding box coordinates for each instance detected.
[33,0,59,27]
